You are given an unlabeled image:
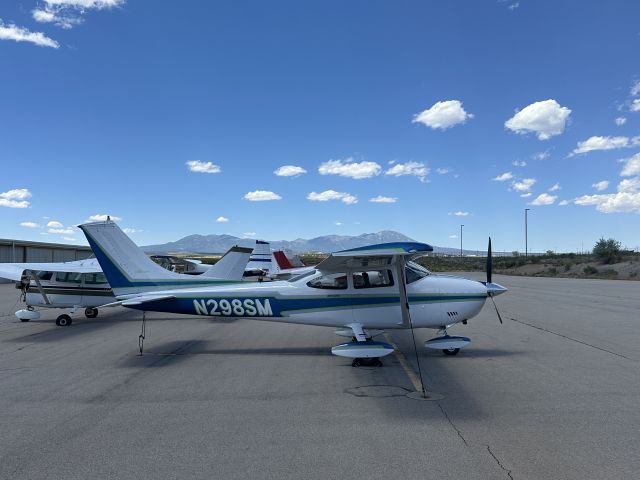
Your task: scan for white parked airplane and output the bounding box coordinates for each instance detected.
[0,245,253,326]
[80,220,507,365]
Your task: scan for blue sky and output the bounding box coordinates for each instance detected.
[1,0,639,253]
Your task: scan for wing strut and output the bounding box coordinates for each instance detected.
[394,258,429,398]
[26,269,50,305]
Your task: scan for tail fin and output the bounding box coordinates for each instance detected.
[273,250,295,269]
[201,246,252,279]
[79,221,240,296]
[245,240,272,272]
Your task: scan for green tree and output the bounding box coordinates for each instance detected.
[593,238,622,264]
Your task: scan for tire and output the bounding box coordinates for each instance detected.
[352,359,361,367]
[20,319,30,323]
[443,348,460,356]
[56,314,72,327]
[85,308,98,319]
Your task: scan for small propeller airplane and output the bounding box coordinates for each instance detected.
[0,244,253,326]
[79,220,507,366]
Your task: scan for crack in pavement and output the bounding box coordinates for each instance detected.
[509,316,631,360]
[486,445,514,480]
[437,402,468,446]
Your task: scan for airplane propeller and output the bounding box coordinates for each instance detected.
[486,237,503,324]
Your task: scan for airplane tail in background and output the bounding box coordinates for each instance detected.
[201,246,252,279]
[245,240,272,273]
[273,251,295,270]
[79,221,245,296]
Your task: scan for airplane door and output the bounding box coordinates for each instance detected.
[53,271,83,307]
[350,269,402,328]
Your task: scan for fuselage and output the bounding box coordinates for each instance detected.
[123,269,489,330]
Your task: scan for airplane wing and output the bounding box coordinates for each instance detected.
[315,242,433,272]
[0,259,101,282]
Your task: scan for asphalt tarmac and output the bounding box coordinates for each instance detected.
[0,274,638,479]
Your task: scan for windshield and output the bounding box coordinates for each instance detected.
[406,261,430,283]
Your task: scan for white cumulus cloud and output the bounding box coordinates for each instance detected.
[529,193,557,206]
[615,117,627,126]
[571,135,640,155]
[216,216,229,223]
[49,227,75,235]
[186,160,221,174]
[122,228,139,234]
[412,100,473,130]
[318,158,381,179]
[631,99,640,112]
[592,180,609,191]
[20,221,41,228]
[384,161,429,182]
[47,220,64,228]
[631,80,640,97]
[621,153,640,177]
[505,99,571,140]
[369,195,397,203]
[493,172,513,181]
[512,178,537,192]
[307,190,357,205]
[574,191,640,213]
[274,165,307,177]
[549,183,561,192]
[32,0,124,29]
[532,150,550,161]
[449,211,470,217]
[559,200,570,206]
[512,160,527,167]
[86,214,122,222]
[449,234,458,239]
[244,190,282,201]
[435,168,450,174]
[1,188,32,208]
[0,21,59,48]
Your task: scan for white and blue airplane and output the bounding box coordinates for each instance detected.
[79,220,507,366]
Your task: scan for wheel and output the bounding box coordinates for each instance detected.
[85,307,98,319]
[375,359,383,367]
[351,359,361,367]
[20,319,30,323]
[443,348,460,356]
[56,314,72,327]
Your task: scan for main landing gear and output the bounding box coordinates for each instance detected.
[56,314,72,326]
[442,348,460,356]
[352,357,384,368]
[85,307,98,319]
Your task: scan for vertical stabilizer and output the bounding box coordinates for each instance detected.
[201,246,252,279]
[79,221,240,296]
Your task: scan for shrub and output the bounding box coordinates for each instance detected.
[593,238,622,264]
[547,267,558,275]
[583,265,598,275]
[563,263,571,272]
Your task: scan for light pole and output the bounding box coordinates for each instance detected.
[525,208,530,257]
[460,224,464,257]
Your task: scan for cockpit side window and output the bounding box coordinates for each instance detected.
[36,271,53,281]
[55,272,82,283]
[307,272,348,290]
[352,270,394,289]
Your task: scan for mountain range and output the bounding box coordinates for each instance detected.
[142,231,464,255]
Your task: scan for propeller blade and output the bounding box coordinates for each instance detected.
[489,294,503,324]
[486,237,493,285]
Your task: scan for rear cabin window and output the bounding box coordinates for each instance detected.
[353,270,394,289]
[83,273,108,284]
[55,272,82,283]
[307,272,348,290]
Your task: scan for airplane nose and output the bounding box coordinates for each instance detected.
[484,281,508,296]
